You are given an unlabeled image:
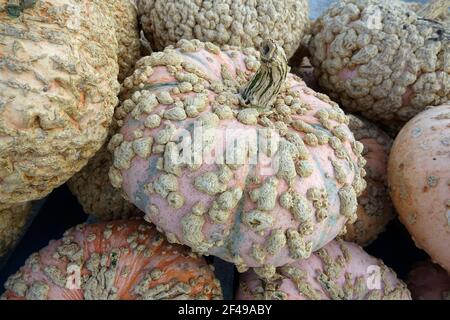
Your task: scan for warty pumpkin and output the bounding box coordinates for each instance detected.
[236,239,411,300]
[108,39,367,274]
[308,0,449,129]
[388,104,450,272]
[137,0,310,59]
[343,115,394,246]
[0,0,140,205]
[0,201,32,260]
[2,218,222,300]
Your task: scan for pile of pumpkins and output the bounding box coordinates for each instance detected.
[0,0,448,300]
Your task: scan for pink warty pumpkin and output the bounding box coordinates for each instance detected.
[388,104,450,272]
[2,219,222,300]
[236,239,411,300]
[109,39,366,273]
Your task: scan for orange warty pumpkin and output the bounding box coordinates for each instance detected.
[2,219,222,300]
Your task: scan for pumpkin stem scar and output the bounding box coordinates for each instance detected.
[240,39,289,111]
[6,0,36,18]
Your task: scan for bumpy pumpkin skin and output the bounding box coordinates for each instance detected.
[344,115,394,246]
[137,0,310,59]
[66,0,141,214]
[110,39,366,273]
[0,202,32,258]
[236,239,411,300]
[112,0,142,82]
[2,219,222,300]
[67,147,142,221]
[0,0,140,205]
[309,0,450,128]
[388,104,450,272]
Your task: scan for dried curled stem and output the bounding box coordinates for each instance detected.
[240,39,288,110]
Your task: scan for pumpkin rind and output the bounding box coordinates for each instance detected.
[137,0,310,59]
[67,146,142,221]
[2,219,222,300]
[112,0,142,82]
[344,115,394,246]
[0,0,140,205]
[236,239,411,300]
[407,261,450,300]
[110,39,366,271]
[0,202,32,258]
[388,104,450,272]
[308,0,450,129]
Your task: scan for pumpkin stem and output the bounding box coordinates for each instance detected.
[6,0,36,18]
[418,0,449,19]
[240,39,288,110]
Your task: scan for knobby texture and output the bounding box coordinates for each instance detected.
[67,146,142,221]
[237,239,411,300]
[343,115,394,246]
[137,0,310,59]
[0,202,32,258]
[309,0,450,129]
[0,0,140,205]
[109,39,367,272]
[2,219,223,300]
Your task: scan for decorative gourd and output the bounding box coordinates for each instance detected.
[136,0,310,59]
[0,202,32,259]
[67,146,142,221]
[343,115,394,246]
[2,219,222,300]
[308,0,449,128]
[407,261,450,300]
[236,239,411,300]
[388,104,450,272]
[109,39,366,273]
[0,0,140,205]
